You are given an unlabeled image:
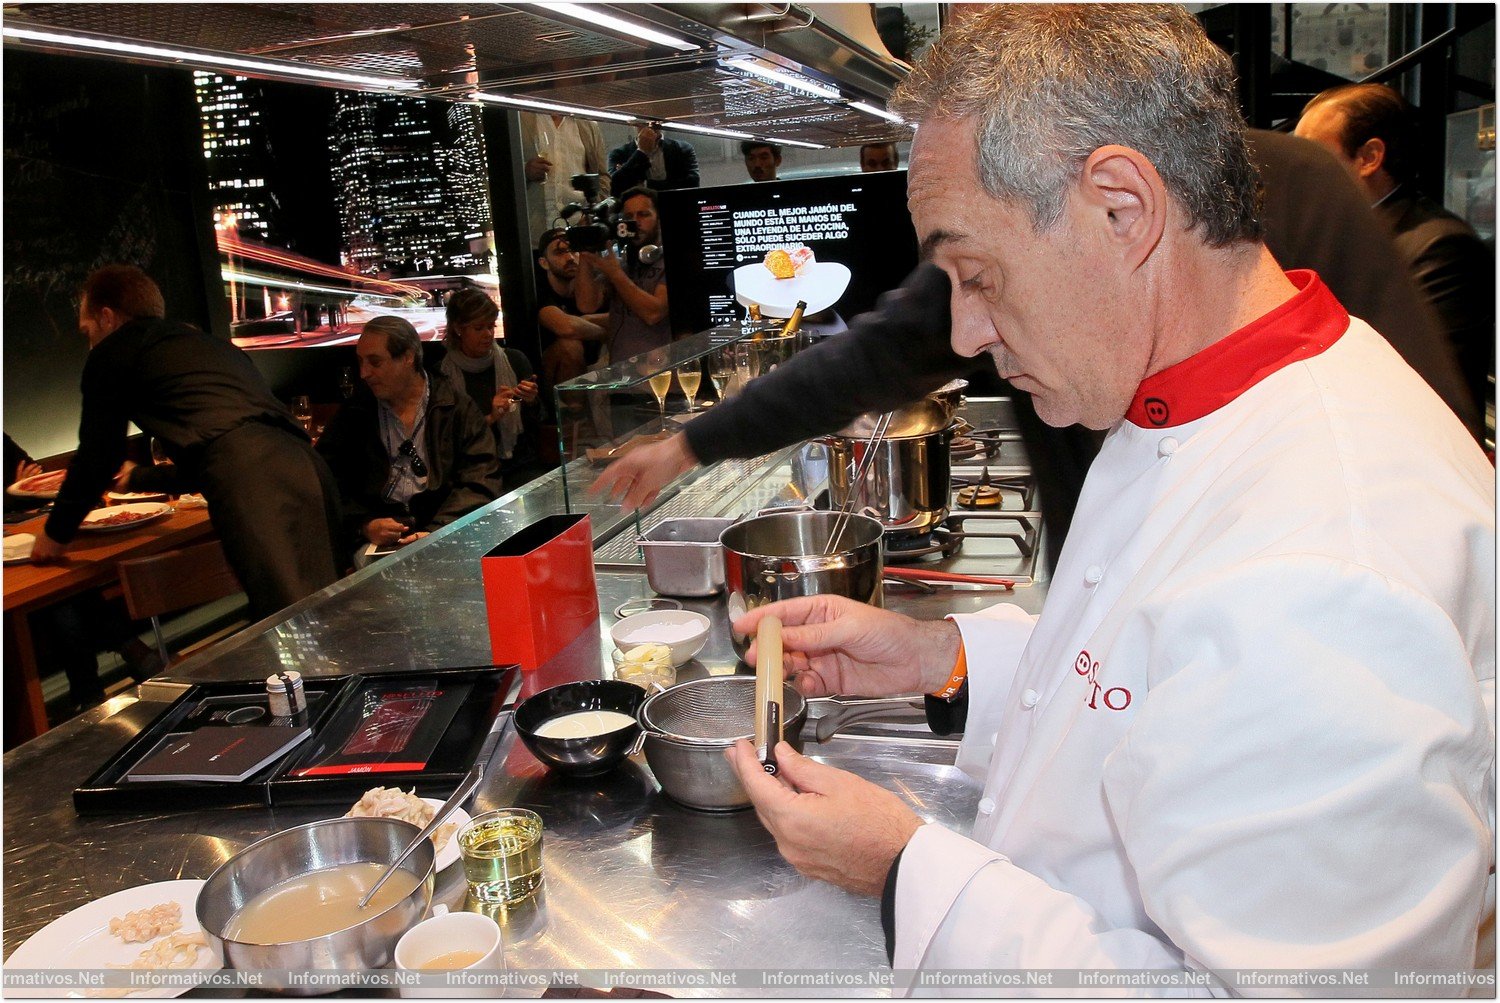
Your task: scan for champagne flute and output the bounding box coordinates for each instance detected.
[676,364,701,412]
[291,395,313,434]
[709,349,735,401]
[646,370,672,429]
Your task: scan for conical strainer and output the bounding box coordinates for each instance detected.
[640,676,805,745]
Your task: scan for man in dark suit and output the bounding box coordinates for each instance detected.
[1296,82,1494,416]
[608,123,699,193]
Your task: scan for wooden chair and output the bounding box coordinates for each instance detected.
[118,540,244,666]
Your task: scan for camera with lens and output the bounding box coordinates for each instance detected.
[561,173,653,261]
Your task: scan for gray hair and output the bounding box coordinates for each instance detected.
[891,4,1262,246]
[362,315,423,371]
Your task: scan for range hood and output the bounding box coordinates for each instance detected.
[2,2,914,147]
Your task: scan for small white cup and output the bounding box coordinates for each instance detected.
[394,904,504,998]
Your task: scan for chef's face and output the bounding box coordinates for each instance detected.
[620,194,659,246]
[452,316,498,360]
[908,117,1148,430]
[357,330,420,404]
[744,146,780,182]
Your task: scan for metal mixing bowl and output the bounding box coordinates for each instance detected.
[196,817,434,993]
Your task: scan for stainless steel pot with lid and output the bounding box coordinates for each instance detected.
[833,379,967,439]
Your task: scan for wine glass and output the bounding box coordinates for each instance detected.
[646,370,672,430]
[709,348,736,402]
[676,364,701,413]
[339,368,356,400]
[291,395,313,434]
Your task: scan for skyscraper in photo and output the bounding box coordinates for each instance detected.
[329,92,494,277]
[193,71,280,243]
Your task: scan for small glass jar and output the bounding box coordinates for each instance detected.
[266,670,306,716]
[610,644,676,690]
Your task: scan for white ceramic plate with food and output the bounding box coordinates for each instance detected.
[78,503,173,533]
[4,533,35,565]
[6,469,66,499]
[106,491,170,504]
[3,879,219,998]
[732,261,851,317]
[337,793,468,871]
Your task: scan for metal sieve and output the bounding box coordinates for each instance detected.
[640,676,805,745]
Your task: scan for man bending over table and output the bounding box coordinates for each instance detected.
[33,266,342,621]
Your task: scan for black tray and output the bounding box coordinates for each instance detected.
[73,666,517,815]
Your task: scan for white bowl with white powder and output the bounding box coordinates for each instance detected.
[610,610,711,666]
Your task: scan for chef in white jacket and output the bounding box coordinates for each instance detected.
[727,5,1495,995]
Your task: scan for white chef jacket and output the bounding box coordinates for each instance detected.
[894,272,1495,995]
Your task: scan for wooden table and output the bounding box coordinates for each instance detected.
[2,504,216,743]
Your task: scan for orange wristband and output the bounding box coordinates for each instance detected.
[930,641,968,700]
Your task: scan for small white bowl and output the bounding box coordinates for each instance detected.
[610,609,710,666]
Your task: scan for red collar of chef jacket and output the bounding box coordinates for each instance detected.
[1125,269,1349,429]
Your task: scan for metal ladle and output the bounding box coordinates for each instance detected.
[356,762,485,909]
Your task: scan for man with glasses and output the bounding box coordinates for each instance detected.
[316,316,500,567]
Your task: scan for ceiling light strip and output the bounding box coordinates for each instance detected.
[529,2,701,52]
[849,101,905,125]
[2,25,418,90]
[469,91,636,123]
[661,122,755,140]
[725,56,841,100]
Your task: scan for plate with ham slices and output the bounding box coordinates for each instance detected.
[6,469,67,500]
[78,502,173,533]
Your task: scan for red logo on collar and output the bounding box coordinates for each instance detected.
[1125,271,1349,429]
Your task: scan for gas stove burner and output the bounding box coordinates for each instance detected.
[956,484,1004,508]
[883,524,964,563]
[950,435,984,461]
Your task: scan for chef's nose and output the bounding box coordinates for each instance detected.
[949,305,996,359]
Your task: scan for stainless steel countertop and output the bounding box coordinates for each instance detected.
[2,399,1047,992]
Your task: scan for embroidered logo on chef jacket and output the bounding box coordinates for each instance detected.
[1142,397,1170,426]
[1074,649,1131,711]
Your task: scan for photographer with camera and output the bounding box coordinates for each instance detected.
[573,185,670,363]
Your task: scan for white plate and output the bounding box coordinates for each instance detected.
[336,798,468,871]
[4,533,35,564]
[3,879,219,998]
[6,470,66,499]
[106,492,169,504]
[733,261,851,317]
[77,503,173,533]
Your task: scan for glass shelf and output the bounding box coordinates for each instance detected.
[550,324,812,514]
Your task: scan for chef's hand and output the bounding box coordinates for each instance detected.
[30,532,68,563]
[735,595,960,698]
[590,432,698,510]
[525,155,552,183]
[579,247,625,281]
[14,459,41,483]
[728,739,921,896]
[363,518,410,546]
[112,460,136,493]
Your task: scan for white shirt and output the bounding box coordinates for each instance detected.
[895,272,1496,993]
[535,115,588,233]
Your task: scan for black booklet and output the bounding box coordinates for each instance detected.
[125,725,313,783]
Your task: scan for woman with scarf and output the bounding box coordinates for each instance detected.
[439,289,541,487]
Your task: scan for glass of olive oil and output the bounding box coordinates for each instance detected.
[457,809,544,905]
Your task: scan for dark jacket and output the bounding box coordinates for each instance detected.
[315,375,501,558]
[608,136,700,193]
[1377,186,1495,415]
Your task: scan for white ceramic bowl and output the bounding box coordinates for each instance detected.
[610,610,710,666]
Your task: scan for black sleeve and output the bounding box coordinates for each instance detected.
[1408,229,1495,412]
[46,347,133,542]
[609,146,649,195]
[684,263,965,464]
[4,434,33,488]
[314,406,381,553]
[880,847,905,967]
[675,140,700,189]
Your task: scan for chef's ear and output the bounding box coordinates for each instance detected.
[1077,145,1165,272]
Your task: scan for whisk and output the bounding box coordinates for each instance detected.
[825,410,892,554]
